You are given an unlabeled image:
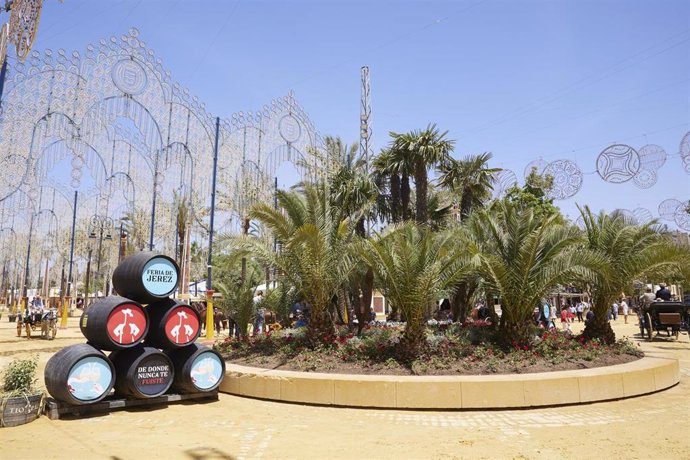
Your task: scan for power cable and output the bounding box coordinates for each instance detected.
[184,0,241,85]
[462,29,690,137]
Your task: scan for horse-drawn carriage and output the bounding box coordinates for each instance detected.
[639,301,690,341]
[17,309,58,339]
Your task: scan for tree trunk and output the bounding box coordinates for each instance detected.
[390,173,401,223]
[401,173,411,221]
[497,320,531,349]
[306,304,335,343]
[451,281,476,322]
[414,160,428,224]
[582,299,617,344]
[399,315,425,360]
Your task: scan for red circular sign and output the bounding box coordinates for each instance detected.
[106,303,147,345]
[164,306,199,345]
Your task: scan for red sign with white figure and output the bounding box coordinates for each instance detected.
[106,304,147,345]
[164,306,199,345]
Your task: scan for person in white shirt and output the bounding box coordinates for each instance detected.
[620,298,629,324]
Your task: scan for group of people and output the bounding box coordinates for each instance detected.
[533,299,595,332]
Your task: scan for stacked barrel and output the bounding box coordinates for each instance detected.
[44,252,225,406]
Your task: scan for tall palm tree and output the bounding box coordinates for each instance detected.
[389,124,455,224]
[326,136,378,332]
[236,184,361,342]
[438,152,500,221]
[578,206,687,343]
[464,200,597,346]
[359,223,468,357]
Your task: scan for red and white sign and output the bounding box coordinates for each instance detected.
[106,304,147,345]
[164,306,199,345]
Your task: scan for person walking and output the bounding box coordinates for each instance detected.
[560,306,571,333]
[253,290,265,335]
[621,298,629,324]
[576,301,585,322]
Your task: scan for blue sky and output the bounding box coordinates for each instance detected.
[25,0,690,227]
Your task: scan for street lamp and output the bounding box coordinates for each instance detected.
[84,215,114,306]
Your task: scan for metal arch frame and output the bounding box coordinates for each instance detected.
[0,27,332,261]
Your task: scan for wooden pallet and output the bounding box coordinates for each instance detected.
[44,391,219,420]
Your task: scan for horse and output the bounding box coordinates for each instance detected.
[191,301,228,334]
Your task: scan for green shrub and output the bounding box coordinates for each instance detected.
[2,356,38,396]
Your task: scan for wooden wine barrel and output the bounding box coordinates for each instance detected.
[0,394,42,427]
[145,299,201,349]
[44,343,116,405]
[112,252,179,304]
[109,346,174,398]
[80,296,149,351]
[165,343,225,393]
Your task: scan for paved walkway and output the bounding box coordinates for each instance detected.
[1,314,689,459]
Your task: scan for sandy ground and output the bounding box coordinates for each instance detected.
[0,312,689,460]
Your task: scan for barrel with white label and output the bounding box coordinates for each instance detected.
[80,296,149,351]
[109,346,174,399]
[145,299,201,349]
[45,343,116,405]
[165,343,225,393]
[112,252,179,304]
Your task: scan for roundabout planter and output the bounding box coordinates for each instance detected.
[219,352,679,409]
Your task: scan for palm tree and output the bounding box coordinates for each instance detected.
[389,124,455,224]
[578,206,687,343]
[236,184,361,342]
[326,138,378,332]
[358,223,468,357]
[121,208,150,252]
[464,200,597,346]
[438,152,500,221]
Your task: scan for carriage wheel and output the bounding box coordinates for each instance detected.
[645,313,653,341]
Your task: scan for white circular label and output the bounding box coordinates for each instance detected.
[142,257,178,297]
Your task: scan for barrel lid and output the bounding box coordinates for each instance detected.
[142,256,178,298]
[135,353,173,396]
[190,351,224,390]
[106,303,147,346]
[68,356,113,402]
[163,305,200,345]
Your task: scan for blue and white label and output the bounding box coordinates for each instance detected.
[142,257,178,296]
[190,352,223,390]
[68,357,113,401]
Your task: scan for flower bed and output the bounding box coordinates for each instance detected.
[213,322,643,376]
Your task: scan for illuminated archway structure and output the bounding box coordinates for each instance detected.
[0,28,326,294]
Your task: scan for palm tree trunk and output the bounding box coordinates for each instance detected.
[390,174,401,223]
[400,313,425,359]
[307,304,335,343]
[451,281,476,322]
[401,173,411,221]
[583,296,617,344]
[414,161,428,224]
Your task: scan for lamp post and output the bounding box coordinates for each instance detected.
[86,215,114,306]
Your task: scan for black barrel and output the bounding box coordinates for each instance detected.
[109,346,174,398]
[44,343,116,405]
[80,296,149,351]
[145,299,201,349]
[165,343,225,393]
[112,252,180,304]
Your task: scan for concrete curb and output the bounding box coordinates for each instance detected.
[218,353,680,409]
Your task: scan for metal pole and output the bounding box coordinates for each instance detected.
[61,191,78,328]
[22,213,35,311]
[206,116,220,339]
[149,150,160,251]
